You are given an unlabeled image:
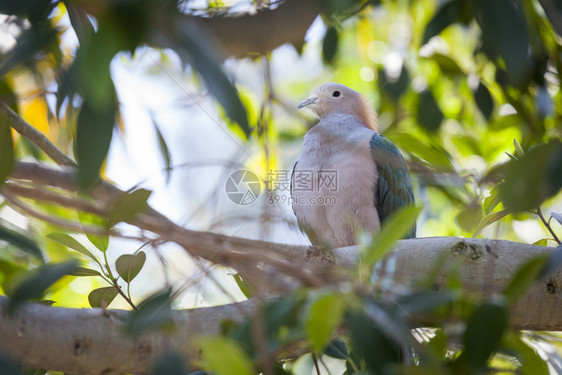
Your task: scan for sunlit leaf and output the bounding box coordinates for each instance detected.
[77,210,109,252]
[456,205,483,232]
[503,255,550,303]
[68,267,101,277]
[125,289,174,334]
[107,189,152,227]
[456,301,508,372]
[7,260,78,314]
[0,224,44,262]
[472,209,510,237]
[362,205,422,266]
[513,139,525,158]
[197,337,254,375]
[232,273,252,299]
[152,351,186,375]
[501,333,549,375]
[483,186,501,215]
[0,110,14,187]
[115,251,146,283]
[88,286,118,308]
[417,89,444,132]
[322,26,339,64]
[305,293,346,352]
[46,233,99,263]
[532,239,548,247]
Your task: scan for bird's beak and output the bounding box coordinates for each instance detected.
[297,97,318,109]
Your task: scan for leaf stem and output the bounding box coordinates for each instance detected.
[536,207,561,245]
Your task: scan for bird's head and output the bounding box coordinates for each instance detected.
[297,83,377,131]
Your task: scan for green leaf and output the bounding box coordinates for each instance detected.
[416,89,444,132]
[532,238,548,247]
[7,260,78,314]
[197,337,254,375]
[68,267,101,277]
[0,224,44,262]
[152,120,172,183]
[395,290,456,314]
[503,255,550,303]
[88,286,118,308]
[152,352,186,375]
[107,188,152,227]
[76,95,116,189]
[378,66,409,101]
[475,0,534,88]
[0,109,14,187]
[457,301,508,372]
[232,273,252,299]
[46,233,99,263]
[322,26,339,64]
[483,186,501,215]
[173,22,250,138]
[305,293,346,352]
[63,1,94,44]
[0,24,58,76]
[513,139,525,158]
[472,209,510,237]
[474,82,494,120]
[422,0,465,44]
[455,205,483,232]
[501,333,549,375]
[362,205,422,266]
[77,210,109,252]
[426,53,464,76]
[115,251,146,283]
[347,309,403,374]
[390,133,454,170]
[125,289,173,334]
[500,141,562,212]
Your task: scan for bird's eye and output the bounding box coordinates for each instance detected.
[332,90,341,98]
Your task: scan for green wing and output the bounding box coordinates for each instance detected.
[370,134,416,238]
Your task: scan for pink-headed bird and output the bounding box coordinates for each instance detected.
[291,83,415,248]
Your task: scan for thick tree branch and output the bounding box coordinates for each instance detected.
[185,0,321,58]
[0,238,560,374]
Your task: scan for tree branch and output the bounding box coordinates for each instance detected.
[0,238,560,374]
[0,102,76,167]
[186,0,321,58]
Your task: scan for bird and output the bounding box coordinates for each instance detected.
[291,82,415,248]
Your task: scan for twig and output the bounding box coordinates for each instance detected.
[536,207,561,244]
[0,101,76,167]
